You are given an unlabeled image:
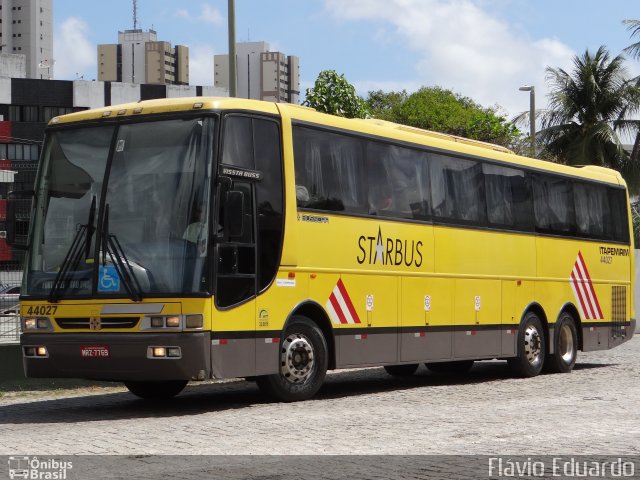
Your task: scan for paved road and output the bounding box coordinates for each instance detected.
[1,335,639,456]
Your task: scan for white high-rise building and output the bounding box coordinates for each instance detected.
[0,0,53,79]
[215,41,300,103]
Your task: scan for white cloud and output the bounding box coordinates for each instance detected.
[201,5,224,25]
[175,4,223,25]
[189,45,215,86]
[324,0,576,117]
[53,17,95,80]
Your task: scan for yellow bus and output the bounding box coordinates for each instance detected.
[16,97,635,401]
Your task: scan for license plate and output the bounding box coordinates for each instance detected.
[80,346,110,358]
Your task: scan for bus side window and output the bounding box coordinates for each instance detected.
[533,175,575,235]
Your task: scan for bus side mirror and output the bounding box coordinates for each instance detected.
[224,190,245,238]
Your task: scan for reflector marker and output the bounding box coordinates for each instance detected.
[212,339,228,346]
[570,251,603,320]
[264,338,280,344]
[326,278,362,325]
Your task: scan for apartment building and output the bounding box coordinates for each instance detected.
[98,29,189,85]
[215,41,300,103]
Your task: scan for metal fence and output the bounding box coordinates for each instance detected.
[0,270,22,345]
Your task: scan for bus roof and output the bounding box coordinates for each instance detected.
[49,96,626,188]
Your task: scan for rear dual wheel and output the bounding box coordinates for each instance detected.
[384,364,419,377]
[545,313,578,373]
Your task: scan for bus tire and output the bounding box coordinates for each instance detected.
[124,380,188,399]
[426,360,474,374]
[544,313,578,373]
[256,316,328,402]
[508,312,546,377]
[384,364,419,377]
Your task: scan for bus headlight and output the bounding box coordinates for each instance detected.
[185,314,203,329]
[165,316,181,328]
[22,317,52,331]
[141,315,204,330]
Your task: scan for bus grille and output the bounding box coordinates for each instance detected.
[611,286,626,338]
[55,317,140,330]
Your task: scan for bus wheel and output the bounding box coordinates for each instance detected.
[124,380,188,399]
[544,313,578,373]
[508,312,546,377]
[256,316,328,402]
[426,360,474,374]
[384,364,419,377]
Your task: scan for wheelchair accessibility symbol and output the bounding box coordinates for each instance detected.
[98,265,120,293]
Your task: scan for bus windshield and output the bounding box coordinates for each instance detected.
[24,116,215,299]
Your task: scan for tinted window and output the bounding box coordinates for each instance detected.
[484,164,533,230]
[366,142,430,220]
[293,127,366,214]
[609,187,630,243]
[533,175,575,234]
[254,119,284,291]
[430,154,486,224]
[222,116,253,169]
[574,182,611,239]
[217,115,284,306]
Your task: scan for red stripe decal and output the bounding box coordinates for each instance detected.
[571,270,591,319]
[576,254,597,317]
[329,292,349,324]
[336,279,361,324]
[578,252,603,319]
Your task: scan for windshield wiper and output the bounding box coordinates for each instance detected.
[101,204,144,302]
[48,196,96,302]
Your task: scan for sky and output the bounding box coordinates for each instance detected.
[54,0,640,119]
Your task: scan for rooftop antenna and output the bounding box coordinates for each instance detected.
[133,0,138,29]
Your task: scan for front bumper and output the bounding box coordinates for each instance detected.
[21,332,211,382]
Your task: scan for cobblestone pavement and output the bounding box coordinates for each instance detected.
[1,336,639,456]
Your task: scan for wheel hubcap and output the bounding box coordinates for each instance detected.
[280,333,314,384]
[558,323,575,364]
[524,325,542,367]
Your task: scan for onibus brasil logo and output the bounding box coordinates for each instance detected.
[7,457,72,480]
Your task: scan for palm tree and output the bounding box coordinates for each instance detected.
[623,19,640,60]
[535,46,640,178]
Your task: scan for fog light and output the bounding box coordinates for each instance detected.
[185,314,203,329]
[167,347,181,358]
[152,347,166,357]
[166,316,181,328]
[36,346,48,357]
[150,317,164,328]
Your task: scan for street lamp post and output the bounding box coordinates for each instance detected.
[228,0,237,97]
[519,85,536,157]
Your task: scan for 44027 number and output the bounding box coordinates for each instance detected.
[24,305,58,316]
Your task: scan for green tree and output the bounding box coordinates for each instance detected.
[623,19,640,60]
[366,87,520,149]
[304,70,369,119]
[533,46,640,175]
